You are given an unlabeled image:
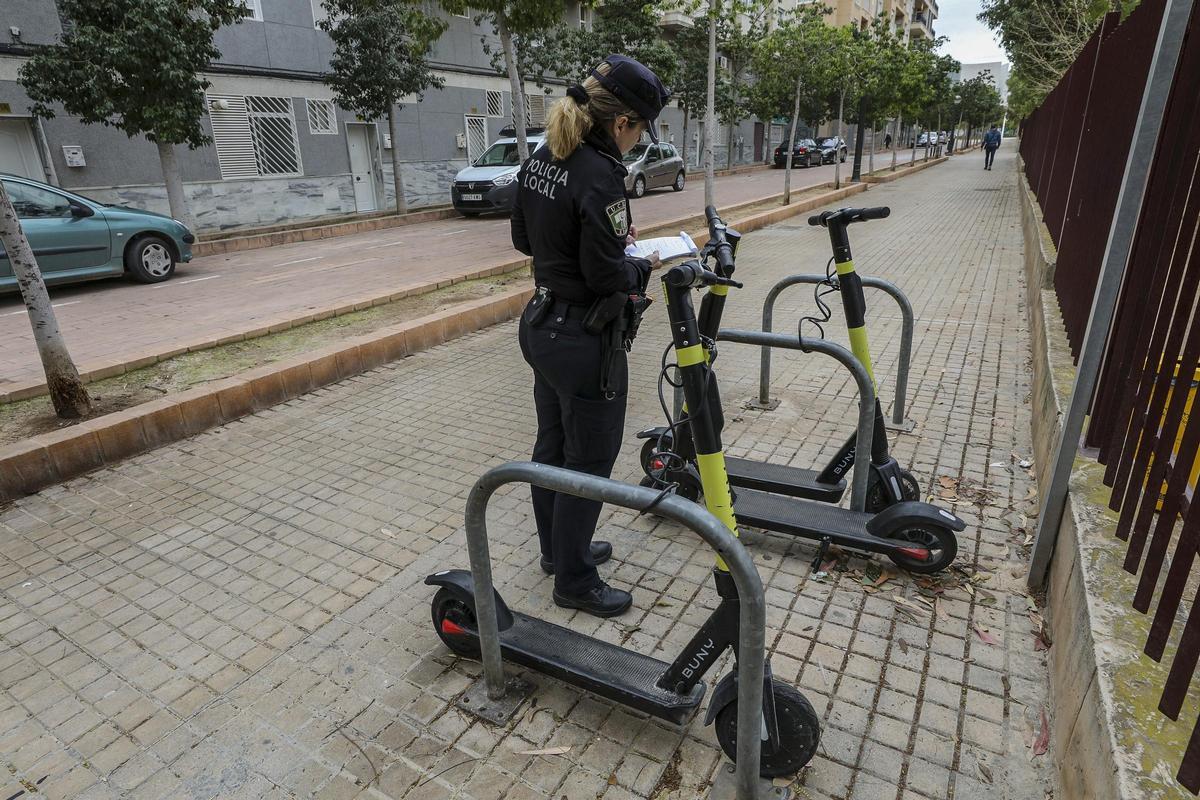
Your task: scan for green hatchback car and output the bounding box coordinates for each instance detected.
[0,174,194,294]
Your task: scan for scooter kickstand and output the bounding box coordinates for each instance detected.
[810,536,833,574]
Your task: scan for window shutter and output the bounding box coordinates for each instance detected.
[207,95,259,180]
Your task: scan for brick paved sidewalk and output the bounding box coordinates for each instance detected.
[0,148,1054,800]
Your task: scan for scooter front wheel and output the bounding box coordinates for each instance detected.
[884,524,958,574]
[714,679,820,778]
[431,588,481,658]
[639,438,702,502]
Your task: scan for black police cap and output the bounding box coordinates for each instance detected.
[590,54,671,142]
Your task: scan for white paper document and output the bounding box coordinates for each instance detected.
[624,231,698,262]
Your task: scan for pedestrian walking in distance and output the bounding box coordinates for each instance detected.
[510,54,669,618]
[884,132,892,149]
[983,124,1002,170]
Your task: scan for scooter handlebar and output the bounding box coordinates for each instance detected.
[808,206,891,227]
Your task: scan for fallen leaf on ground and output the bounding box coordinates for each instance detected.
[898,638,910,654]
[938,475,959,489]
[1031,708,1050,757]
[518,746,572,756]
[973,624,1000,645]
[977,760,994,784]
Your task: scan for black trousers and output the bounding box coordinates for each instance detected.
[984,147,998,168]
[518,299,628,594]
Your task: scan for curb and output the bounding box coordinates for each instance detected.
[0,180,873,502]
[861,156,949,183]
[2,185,818,404]
[0,288,534,503]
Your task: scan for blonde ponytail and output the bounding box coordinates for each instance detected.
[545,98,594,161]
[543,62,642,162]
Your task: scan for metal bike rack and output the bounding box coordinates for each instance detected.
[752,274,916,432]
[462,461,777,800]
[718,329,876,512]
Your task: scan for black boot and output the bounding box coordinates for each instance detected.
[553,581,633,617]
[540,541,612,575]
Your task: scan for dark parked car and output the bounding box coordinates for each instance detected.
[816,136,848,164]
[772,138,819,168]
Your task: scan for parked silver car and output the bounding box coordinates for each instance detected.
[623,143,686,198]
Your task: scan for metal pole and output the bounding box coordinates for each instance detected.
[720,329,875,511]
[462,461,772,800]
[757,274,915,430]
[1028,0,1193,589]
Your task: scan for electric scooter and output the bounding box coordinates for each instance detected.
[426,249,820,778]
[638,207,921,514]
[641,207,964,574]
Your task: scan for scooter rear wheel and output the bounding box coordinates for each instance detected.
[864,469,922,513]
[884,524,958,574]
[431,588,481,658]
[714,679,821,778]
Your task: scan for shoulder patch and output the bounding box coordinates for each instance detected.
[604,200,629,237]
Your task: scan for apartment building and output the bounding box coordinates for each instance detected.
[0,1,761,231]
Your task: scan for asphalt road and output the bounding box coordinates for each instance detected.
[0,160,863,396]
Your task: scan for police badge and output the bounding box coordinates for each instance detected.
[605,199,630,237]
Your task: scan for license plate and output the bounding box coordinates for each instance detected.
[461,193,483,201]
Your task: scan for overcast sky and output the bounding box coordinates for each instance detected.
[936,0,1007,65]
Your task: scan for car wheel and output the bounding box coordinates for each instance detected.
[840,150,847,163]
[672,171,685,192]
[125,235,176,284]
[633,175,646,198]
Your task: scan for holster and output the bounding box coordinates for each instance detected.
[597,291,654,399]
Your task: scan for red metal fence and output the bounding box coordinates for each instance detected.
[1019,0,1200,791]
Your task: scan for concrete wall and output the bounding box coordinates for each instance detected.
[2,0,62,45]
[1021,161,1199,800]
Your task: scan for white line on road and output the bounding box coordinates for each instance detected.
[152,274,222,289]
[438,229,470,236]
[363,241,402,250]
[1,300,80,317]
[273,256,322,267]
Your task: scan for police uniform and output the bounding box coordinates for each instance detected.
[510,55,669,615]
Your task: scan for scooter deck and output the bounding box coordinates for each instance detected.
[724,456,845,502]
[734,487,890,553]
[497,611,706,725]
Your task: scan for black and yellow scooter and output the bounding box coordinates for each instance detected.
[639,207,921,514]
[426,233,821,778]
[641,207,963,574]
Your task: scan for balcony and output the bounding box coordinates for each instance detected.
[659,9,694,30]
[909,11,934,39]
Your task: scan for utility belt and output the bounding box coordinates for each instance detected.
[526,286,653,398]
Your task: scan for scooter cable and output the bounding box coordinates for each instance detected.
[796,256,838,353]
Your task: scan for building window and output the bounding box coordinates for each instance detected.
[718,55,729,71]
[208,94,303,179]
[526,94,547,126]
[486,90,503,118]
[579,4,589,29]
[311,0,327,26]
[306,99,337,134]
[243,0,263,21]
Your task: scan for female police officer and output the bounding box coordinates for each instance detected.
[511,55,669,618]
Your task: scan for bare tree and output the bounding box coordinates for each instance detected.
[0,182,91,418]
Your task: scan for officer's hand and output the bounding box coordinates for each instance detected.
[626,224,638,246]
[647,250,661,270]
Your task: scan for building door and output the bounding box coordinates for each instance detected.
[346,124,378,213]
[754,122,764,162]
[0,119,43,181]
[464,115,488,163]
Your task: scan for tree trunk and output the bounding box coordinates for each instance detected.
[155,141,191,231]
[850,98,864,182]
[891,112,901,171]
[935,110,942,157]
[783,74,803,205]
[834,88,845,189]
[704,0,717,208]
[387,107,406,214]
[0,182,91,419]
[868,117,876,175]
[681,106,690,168]
[497,15,528,163]
[726,122,734,171]
[911,121,918,164]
